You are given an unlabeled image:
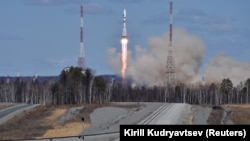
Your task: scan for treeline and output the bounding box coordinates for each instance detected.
[0,66,249,105]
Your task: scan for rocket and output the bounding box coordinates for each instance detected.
[123,9,126,22]
[121,9,128,86]
[122,9,127,38]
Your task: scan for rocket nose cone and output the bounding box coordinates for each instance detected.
[123,9,126,17]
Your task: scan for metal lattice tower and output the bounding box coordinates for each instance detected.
[166,1,176,87]
[78,5,85,69]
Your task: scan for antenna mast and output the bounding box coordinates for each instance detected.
[78,5,85,69]
[166,1,176,87]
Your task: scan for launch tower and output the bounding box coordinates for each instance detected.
[78,5,85,69]
[166,1,176,87]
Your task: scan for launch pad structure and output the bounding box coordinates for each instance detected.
[76,3,175,88]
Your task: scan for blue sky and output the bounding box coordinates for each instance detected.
[0,0,249,76]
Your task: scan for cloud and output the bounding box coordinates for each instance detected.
[24,0,90,6]
[143,7,235,33]
[64,2,112,15]
[84,2,112,14]
[46,57,75,67]
[176,8,220,24]
[107,0,145,4]
[176,8,235,32]
[106,48,121,73]
[141,11,168,24]
[24,0,69,6]
[27,0,113,15]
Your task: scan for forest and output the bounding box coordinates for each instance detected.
[0,66,249,105]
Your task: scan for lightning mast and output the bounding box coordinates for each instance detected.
[78,5,85,69]
[166,1,176,87]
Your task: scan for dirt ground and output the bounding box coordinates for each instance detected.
[0,104,12,110]
[206,104,250,124]
[0,104,102,140]
[222,104,250,124]
[0,103,249,140]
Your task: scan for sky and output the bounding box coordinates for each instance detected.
[0,0,249,77]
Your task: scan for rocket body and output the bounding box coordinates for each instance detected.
[123,9,126,22]
[121,9,128,86]
[122,9,127,38]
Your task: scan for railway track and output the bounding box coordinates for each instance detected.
[139,103,173,125]
[80,103,173,141]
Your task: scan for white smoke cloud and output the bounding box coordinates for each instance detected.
[106,48,121,73]
[107,27,250,87]
[203,53,250,86]
[107,28,205,87]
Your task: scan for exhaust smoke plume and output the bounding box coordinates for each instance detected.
[203,53,250,86]
[107,28,250,87]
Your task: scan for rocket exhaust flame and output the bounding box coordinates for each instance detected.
[121,9,128,86]
[121,38,128,85]
[107,3,250,87]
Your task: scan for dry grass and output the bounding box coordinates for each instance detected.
[187,104,250,125]
[0,103,108,140]
[0,105,49,140]
[223,104,250,108]
[0,104,12,110]
[222,104,250,124]
[207,108,224,124]
[0,102,142,140]
[38,104,95,139]
[40,122,89,138]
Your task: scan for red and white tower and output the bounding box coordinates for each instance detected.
[166,1,176,87]
[78,5,85,69]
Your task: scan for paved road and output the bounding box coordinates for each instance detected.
[20,103,192,141]
[82,103,191,141]
[0,103,39,125]
[0,104,30,118]
[146,103,191,124]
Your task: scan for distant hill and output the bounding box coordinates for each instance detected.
[0,76,59,83]
[0,74,133,87]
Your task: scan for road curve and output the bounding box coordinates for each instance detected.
[82,102,191,141]
[19,103,192,141]
[0,103,39,125]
